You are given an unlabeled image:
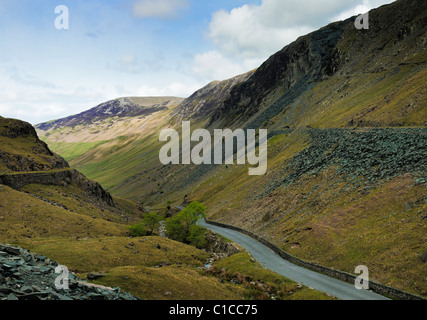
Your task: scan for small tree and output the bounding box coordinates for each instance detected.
[128,212,161,237]
[187,224,207,248]
[142,212,161,235]
[128,222,147,237]
[165,201,207,247]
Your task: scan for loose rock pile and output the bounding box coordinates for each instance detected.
[260,128,427,197]
[0,243,139,300]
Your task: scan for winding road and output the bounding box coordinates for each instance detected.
[198,219,390,300]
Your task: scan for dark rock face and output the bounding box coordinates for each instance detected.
[208,20,347,128]
[0,243,138,300]
[0,118,38,139]
[0,117,114,207]
[0,150,69,173]
[70,170,115,207]
[207,0,426,129]
[0,169,115,207]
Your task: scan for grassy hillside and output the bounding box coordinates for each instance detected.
[1,116,331,301]
[0,181,332,300]
[34,0,427,298]
[13,237,332,300]
[208,0,427,129]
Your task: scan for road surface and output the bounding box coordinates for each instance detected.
[198,219,390,300]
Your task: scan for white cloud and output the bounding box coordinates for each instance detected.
[0,70,119,125]
[0,90,68,125]
[138,81,202,98]
[107,52,166,75]
[191,51,251,81]
[206,0,348,60]
[7,67,57,89]
[191,0,395,82]
[133,0,189,19]
[190,0,318,80]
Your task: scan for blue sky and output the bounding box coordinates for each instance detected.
[0,0,395,124]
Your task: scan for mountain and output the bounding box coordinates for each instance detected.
[207,0,426,129]
[35,0,427,298]
[0,116,69,173]
[36,97,184,131]
[35,96,184,168]
[170,70,255,125]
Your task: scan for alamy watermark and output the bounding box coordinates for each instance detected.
[159,121,268,175]
[55,5,69,30]
[55,264,69,290]
[354,265,369,290]
[355,12,369,30]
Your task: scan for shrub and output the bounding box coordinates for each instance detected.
[128,222,147,237]
[165,201,207,247]
[128,212,161,237]
[143,212,161,235]
[187,224,207,249]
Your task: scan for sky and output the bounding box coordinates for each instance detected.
[0,0,395,125]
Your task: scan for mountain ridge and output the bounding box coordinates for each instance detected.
[170,70,255,125]
[36,96,184,132]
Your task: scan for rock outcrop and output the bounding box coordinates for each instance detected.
[0,169,115,207]
[0,117,69,172]
[0,116,115,207]
[0,243,138,300]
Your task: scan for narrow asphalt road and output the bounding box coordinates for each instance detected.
[198,219,390,300]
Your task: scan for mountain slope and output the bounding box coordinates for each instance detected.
[171,70,255,125]
[0,116,332,301]
[207,0,426,129]
[0,116,69,173]
[0,116,145,226]
[35,0,427,297]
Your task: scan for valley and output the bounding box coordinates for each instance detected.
[1,0,426,301]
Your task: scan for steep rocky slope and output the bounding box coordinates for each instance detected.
[208,0,426,129]
[171,71,255,125]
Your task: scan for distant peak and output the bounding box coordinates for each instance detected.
[36,96,184,131]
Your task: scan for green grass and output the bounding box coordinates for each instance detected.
[19,183,143,224]
[11,236,246,300]
[89,265,245,300]
[206,252,335,300]
[48,140,110,162]
[0,185,129,241]
[15,236,210,272]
